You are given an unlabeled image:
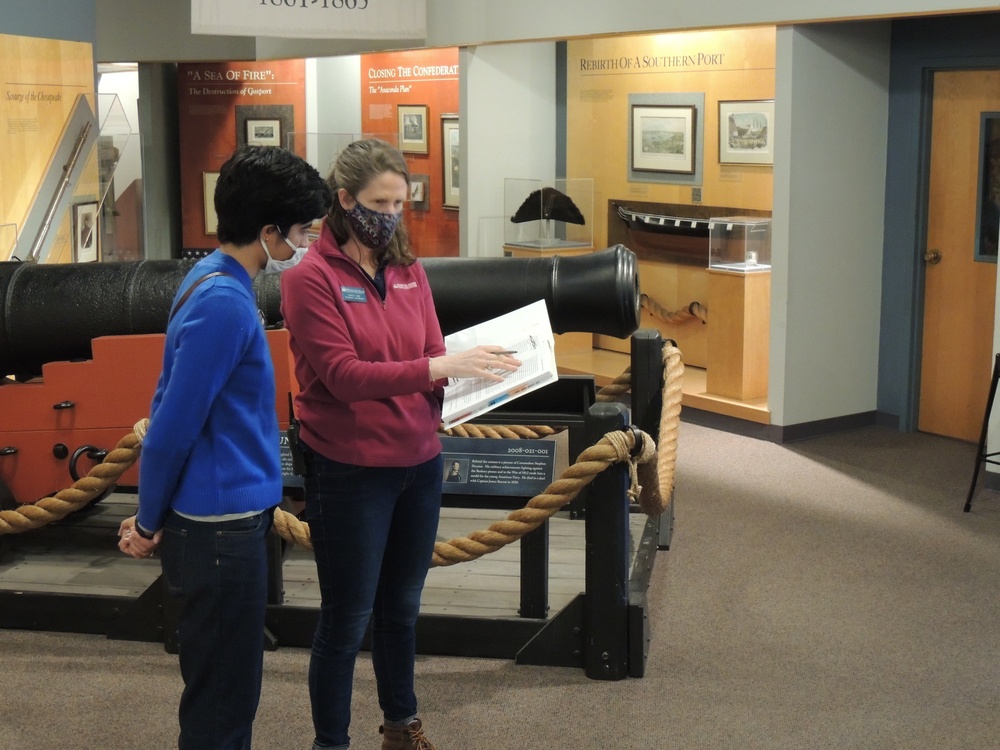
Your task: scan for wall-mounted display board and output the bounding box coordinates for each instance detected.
[360,48,460,257]
[177,60,307,254]
[566,27,775,257]
[566,27,776,415]
[1,33,95,263]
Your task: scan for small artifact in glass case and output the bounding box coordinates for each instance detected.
[504,178,594,249]
[708,216,772,272]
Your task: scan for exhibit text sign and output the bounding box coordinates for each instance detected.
[192,0,426,40]
[440,437,556,497]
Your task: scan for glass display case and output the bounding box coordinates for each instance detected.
[708,216,772,272]
[9,93,135,264]
[504,178,593,249]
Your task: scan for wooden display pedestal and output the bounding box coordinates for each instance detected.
[706,269,770,401]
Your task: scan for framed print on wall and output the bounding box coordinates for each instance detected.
[203,172,220,235]
[246,118,282,146]
[409,173,430,211]
[235,104,294,150]
[73,201,99,262]
[631,104,697,174]
[718,99,775,166]
[398,104,429,154]
[441,114,460,209]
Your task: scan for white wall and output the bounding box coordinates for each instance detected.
[427,0,997,47]
[309,55,363,177]
[770,22,891,427]
[461,42,556,257]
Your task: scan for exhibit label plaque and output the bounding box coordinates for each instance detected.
[440,437,556,497]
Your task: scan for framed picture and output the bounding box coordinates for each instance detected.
[974,112,1000,261]
[718,99,775,166]
[72,201,99,263]
[203,172,220,235]
[235,104,294,150]
[441,114,460,209]
[409,173,430,211]
[630,104,697,174]
[398,104,429,154]
[246,118,281,147]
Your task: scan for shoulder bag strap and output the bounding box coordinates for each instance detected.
[168,271,235,323]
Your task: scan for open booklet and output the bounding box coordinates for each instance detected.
[440,299,558,429]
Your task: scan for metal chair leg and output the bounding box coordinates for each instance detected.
[965,353,1000,512]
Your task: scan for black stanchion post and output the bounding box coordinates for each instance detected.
[629,329,672,549]
[583,402,631,680]
[519,522,550,619]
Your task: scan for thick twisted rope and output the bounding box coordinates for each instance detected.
[2,344,684,567]
[596,368,631,402]
[641,294,707,325]
[272,425,655,566]
[440,424,560,440]
[0,421,147,536]
[275,341,685,564]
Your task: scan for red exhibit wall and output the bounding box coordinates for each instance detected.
[360,48,459,258]
[177,60,307,253]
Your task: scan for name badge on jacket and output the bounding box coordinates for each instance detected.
[341,286,367,303]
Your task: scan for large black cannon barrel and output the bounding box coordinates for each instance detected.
[0,245,638,378]
[423,244,638,338]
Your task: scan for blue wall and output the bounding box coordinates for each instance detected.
[879,12,1000,430]
[0,0,96,43]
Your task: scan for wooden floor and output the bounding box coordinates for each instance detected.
[0,494,649,621]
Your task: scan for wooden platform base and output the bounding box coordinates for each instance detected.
[0,494,649,622]
[557,345,770,425]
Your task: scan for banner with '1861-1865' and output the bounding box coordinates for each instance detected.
[192,0,426,41]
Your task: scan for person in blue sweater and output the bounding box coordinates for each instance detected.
[117,144,332,750]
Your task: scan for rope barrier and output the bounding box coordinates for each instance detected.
[640,294,707,325]
[0,426,144,535]
[0,344,685,569]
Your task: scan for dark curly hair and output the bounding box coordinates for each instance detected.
[214,145,332,245]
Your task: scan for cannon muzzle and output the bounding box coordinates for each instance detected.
[0,245,638,378]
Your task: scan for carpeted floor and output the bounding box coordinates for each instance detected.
[2,421,999,749]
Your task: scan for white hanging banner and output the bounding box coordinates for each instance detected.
[192,0,426,40]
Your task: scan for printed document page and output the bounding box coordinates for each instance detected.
[441,299,558,429]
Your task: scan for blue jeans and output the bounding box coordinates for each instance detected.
[303,448,443,749]
[160,509,273,750]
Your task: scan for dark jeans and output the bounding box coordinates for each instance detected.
[160,509,273,750]
[303,449,443,749]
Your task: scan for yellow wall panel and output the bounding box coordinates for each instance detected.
[1,33,94,260]
[566,27,776,250]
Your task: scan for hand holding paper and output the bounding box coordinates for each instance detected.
[429,346,521,383]
[438,300,558,429]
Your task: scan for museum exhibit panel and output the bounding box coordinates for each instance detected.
[1,35,138,266]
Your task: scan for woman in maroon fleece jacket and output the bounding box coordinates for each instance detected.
[281,139,519,750]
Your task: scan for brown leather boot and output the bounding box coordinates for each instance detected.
[378,718,437,750]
